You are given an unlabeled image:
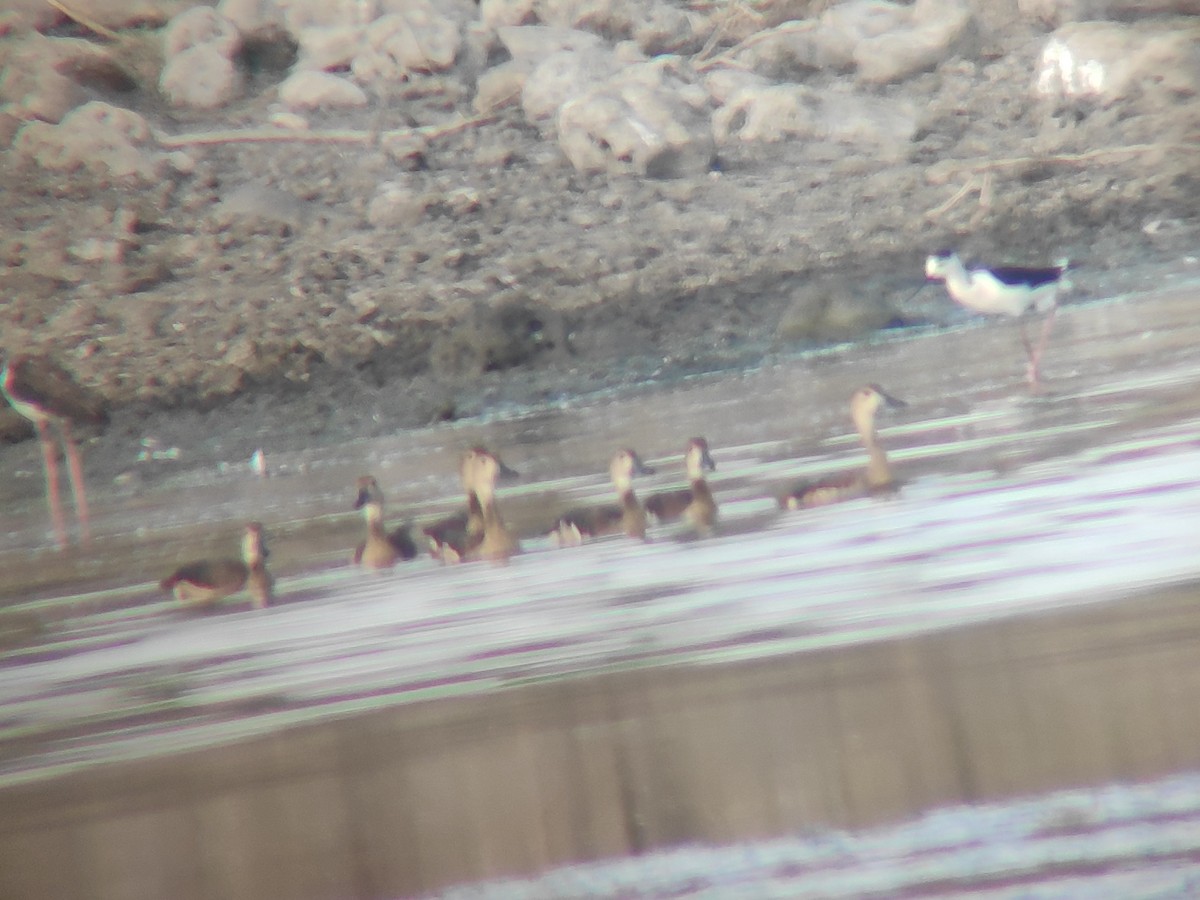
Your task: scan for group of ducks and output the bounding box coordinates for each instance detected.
[159,383,908,609]
[4,249,1072,610]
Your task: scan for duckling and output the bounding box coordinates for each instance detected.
[462,448,521,562]
[353,475,418,569]
[161,522,274,609]
[645,437,718,533]
[779,385,906,510]
[553,448,655,546]
[925,250,1069,386]
[424,446,518,561]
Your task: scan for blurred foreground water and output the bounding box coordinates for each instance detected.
[3,270,1200,898]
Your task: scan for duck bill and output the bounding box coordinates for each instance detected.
[880,389,908,410]
[497,460,520,482]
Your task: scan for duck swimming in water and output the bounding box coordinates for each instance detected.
[161,522,274,609]
[352,475,418,569]
[645,437,718,534]
[425,446,518,562]
[552,448,655,546]
[779,384,905,510]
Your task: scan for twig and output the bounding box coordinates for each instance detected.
[695,19,815,72]
[43,0,119,40]
[154,114,497,149]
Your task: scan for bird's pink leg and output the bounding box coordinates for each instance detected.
[36,420,67,549]
[60,421,92,544]
[1027,308,1058,387]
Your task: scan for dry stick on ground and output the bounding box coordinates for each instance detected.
[695,19,814,71]
[924,141,1200,220]
[43,0,119,39]
[154,114,498,149]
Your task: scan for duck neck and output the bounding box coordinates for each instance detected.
[241,533,264,568]
[363,502,387,537]
[862,431,891,486]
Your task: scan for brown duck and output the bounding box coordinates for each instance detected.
[552,448,655,545]
[779,384,906,510]
[353,475,418,568]
[645,437,718,533]
[161,522,274,609]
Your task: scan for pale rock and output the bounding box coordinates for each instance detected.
[218,0,286,34]
[496,25,606,61]
[352,4,463,82]
[856,0,973,83]
[474,60,533,113]
[556,61,715,178]
[481,0,537,28]
[1035,20,1200,108]
[0,35,105,123]
[163,6,242,58]
[634,2,705,55]
[13,101,170,183]
[367,181,431,228]
[522,46,619,125]
[279,70,369,109]
[160,44,244,108]
[294,24,367,71]
[281,0,376,32]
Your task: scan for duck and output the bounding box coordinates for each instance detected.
[552,448,655,545]
[161,522,274,609]
[645,437,718,533]
[1,354,108,549]
[462,447,521,562]
[352,475,418,568]
[424,446,518,561]
[779,384,906,510]
[924,250,1069,386]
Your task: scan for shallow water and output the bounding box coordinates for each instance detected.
[3,274,1200,897]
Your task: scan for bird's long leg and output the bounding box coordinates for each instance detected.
[1027,308,1058,387]
[60,420,91,544]
[1017,318,1037,384]
[36,420,67,549]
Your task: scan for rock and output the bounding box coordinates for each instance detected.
[481,0,538,29]
[0,35,95,124]
[557,60,715,178]
[42,0,189,31]
[735,0,973,83]
[496,24,606,61]
[473,60,533,113]
[279,0,376,32]
[352,4,463,83]
[430,300,567,375]
[855,0,974,84]
[522,46,620,125]
[13,101,172,184]
[218,0,286,34]
[634,2,705,55]
[163,6,242,59]
[279,70,369,109]
[293,24,366,71]
[1034,21,1200,109]
[367,181,431,228]
[712,84,917,162]
[160,44,243,109]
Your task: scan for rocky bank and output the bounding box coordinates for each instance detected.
[0,0,1197,473]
